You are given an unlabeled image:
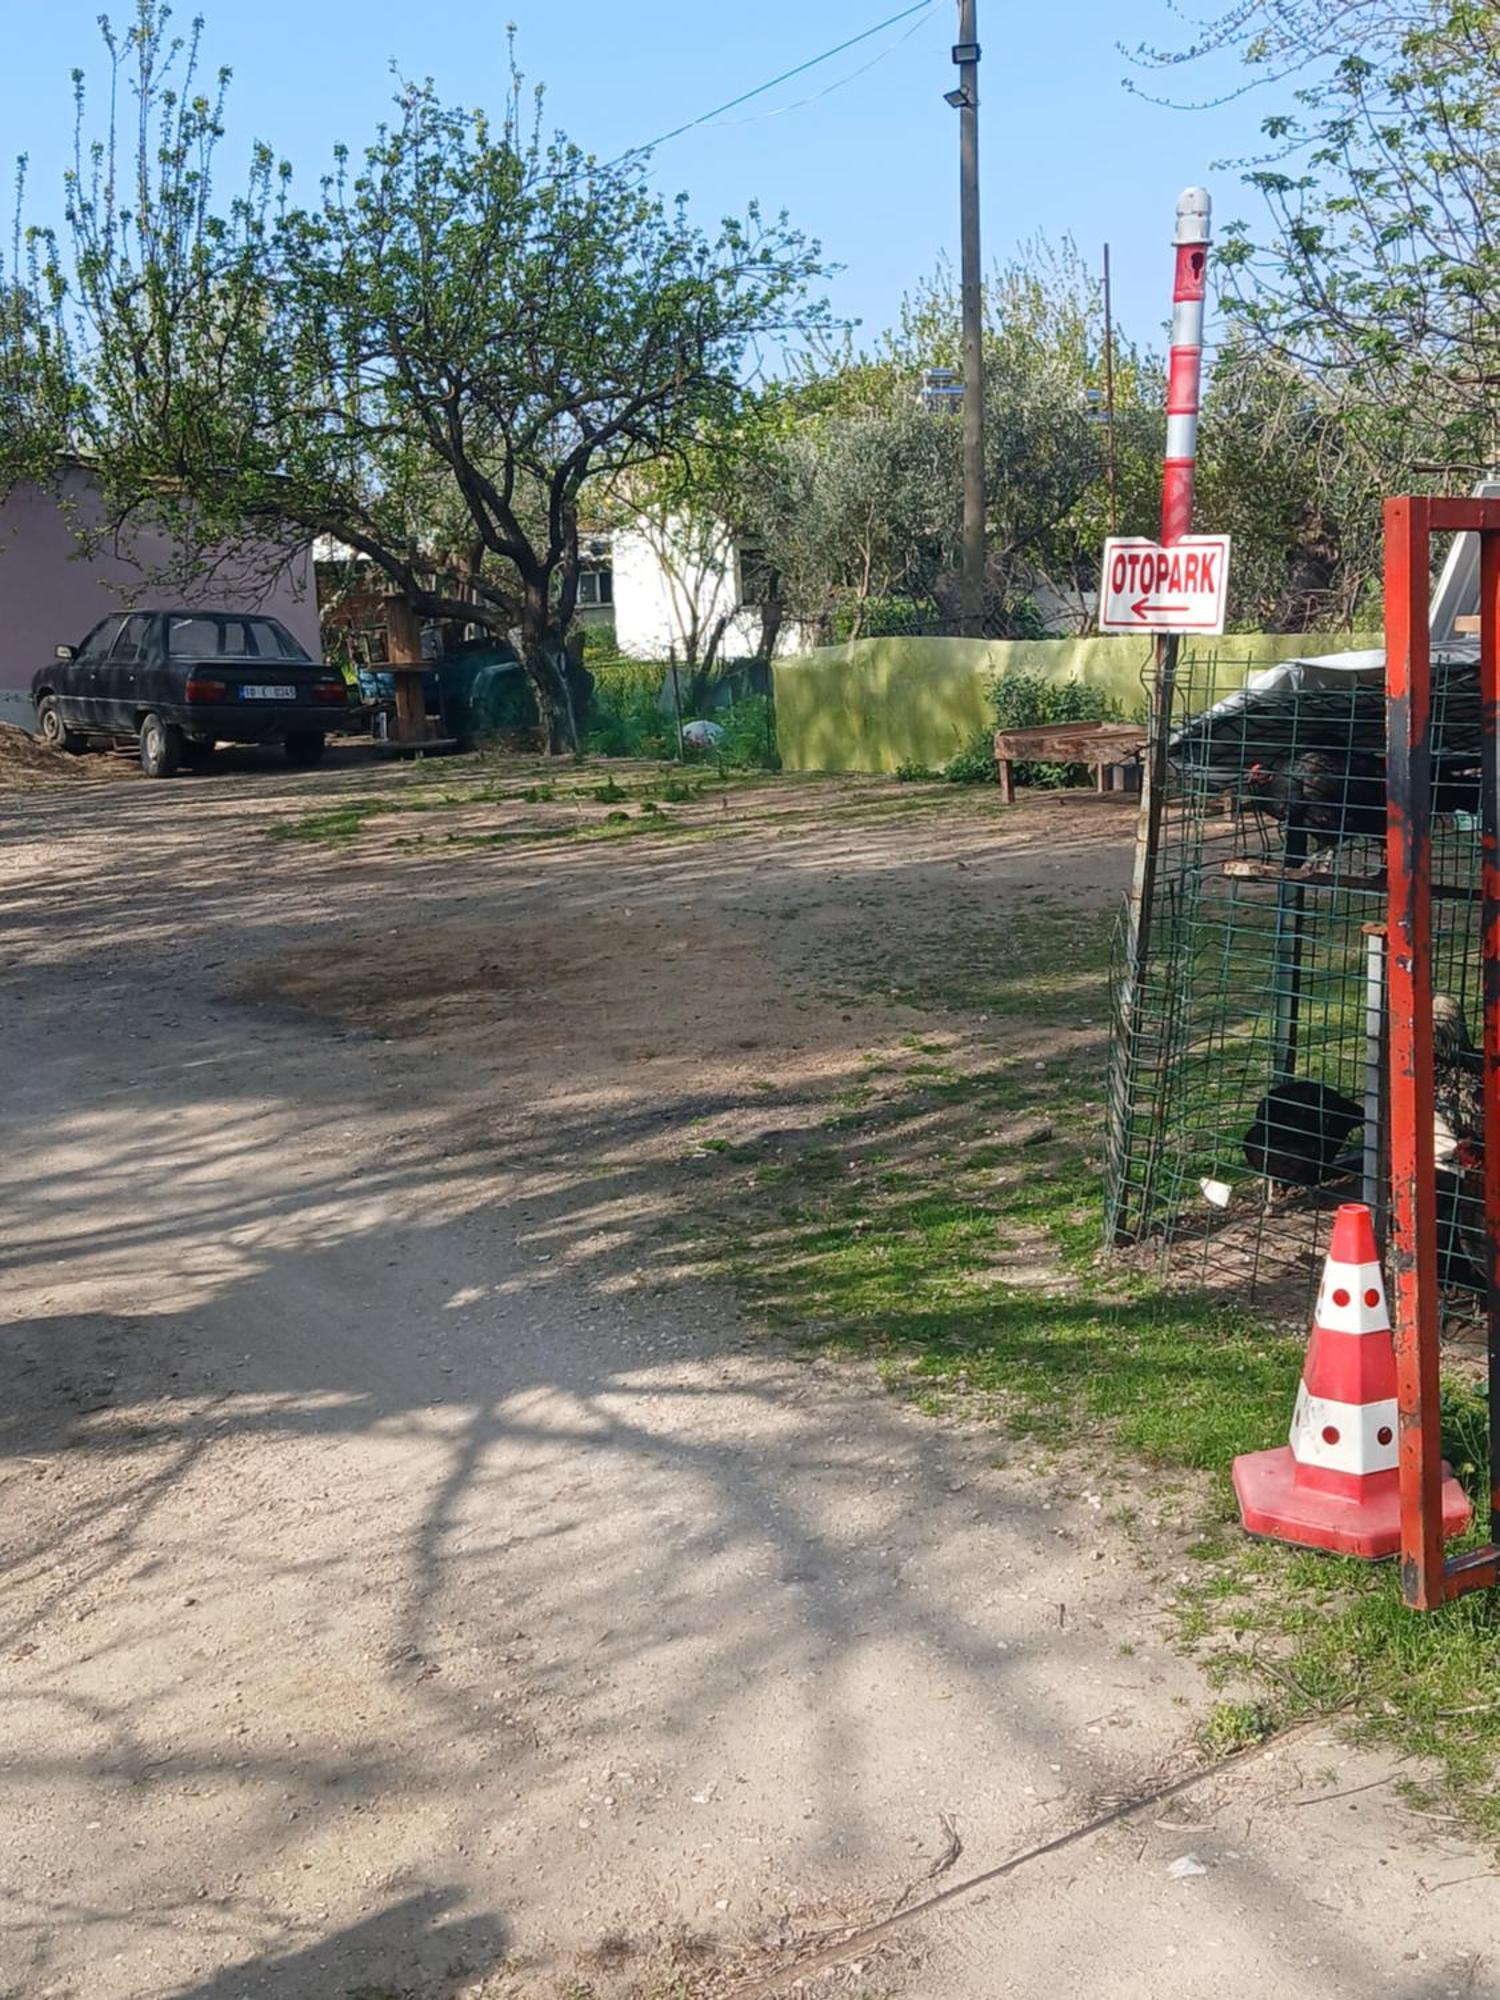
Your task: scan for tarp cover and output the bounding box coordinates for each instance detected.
[1169,643,1481,793]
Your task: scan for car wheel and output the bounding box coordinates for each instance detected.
[183,738,216,772]
[139,712,183,779]
[284,730,326,769]
[37,696,85,755]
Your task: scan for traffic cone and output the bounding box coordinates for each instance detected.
[1232,1203,1471,1558]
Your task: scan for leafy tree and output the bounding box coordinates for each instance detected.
[1132,0,1498,479]
[737,242,1163,640]
[1,4,826,750]
[1195,345,1387,629]
[731,235,1383,640]
[739,394,962,638]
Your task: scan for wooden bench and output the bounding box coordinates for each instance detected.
[992,722,1147,805]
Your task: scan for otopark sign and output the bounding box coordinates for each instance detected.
[1098,533,1231,634]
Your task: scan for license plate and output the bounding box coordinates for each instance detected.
[241,684,298,701]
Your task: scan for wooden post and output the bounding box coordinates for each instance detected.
[668,644,685,762]
[384,592,428,744]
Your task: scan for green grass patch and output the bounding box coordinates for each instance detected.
[267,802,383,843]
[266,758,788,848]
[819,907,1118,1018]
[1198,1700,1272,1756]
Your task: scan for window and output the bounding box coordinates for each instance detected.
[167,615,310,660]
[77,618,123,661]
[577,567,614,609]
[249,618,309,659]
[168,617,221,658]
[109,614,153,663]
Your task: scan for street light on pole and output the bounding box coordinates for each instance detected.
[946,1,986,638]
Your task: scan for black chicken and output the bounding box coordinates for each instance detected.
[1244,750,1386,867]
[1243,1078,1364,1188]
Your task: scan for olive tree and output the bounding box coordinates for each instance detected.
[739,244,1150,639]
[3,4,826,749]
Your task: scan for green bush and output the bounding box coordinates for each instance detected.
[584,659,779,771]
[943,732,998,784]
[708,695,780,772]
[586,662,675,759]
[830,596,932,642]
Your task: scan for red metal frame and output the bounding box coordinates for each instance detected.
[1385,495,1500,1608]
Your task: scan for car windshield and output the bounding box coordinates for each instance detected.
[167,616,309,661]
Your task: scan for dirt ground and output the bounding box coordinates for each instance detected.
[2,756,1495,2000]
[0,725,116,792]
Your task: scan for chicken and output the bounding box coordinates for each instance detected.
[1432,993,1488,1288]
[1433,992,1483,1154]
[1243,750,1387,867]
[1243,1078,1364,1188]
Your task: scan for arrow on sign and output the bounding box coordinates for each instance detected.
[1131,599,1191,619]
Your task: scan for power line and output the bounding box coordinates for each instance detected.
[716,9,939,131]
[612,0,938,164]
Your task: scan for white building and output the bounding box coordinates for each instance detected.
[609,514,777,663]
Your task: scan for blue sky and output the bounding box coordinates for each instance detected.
[9,0,1280,359]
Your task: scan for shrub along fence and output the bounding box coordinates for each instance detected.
[586,660,779,770]
[769,633,1382,775]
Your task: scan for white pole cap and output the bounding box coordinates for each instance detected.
[1174,186,1212,246]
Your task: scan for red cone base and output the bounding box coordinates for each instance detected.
[1232,1450,1471,1559]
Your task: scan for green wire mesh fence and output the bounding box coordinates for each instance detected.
[1105,645,1485,1316]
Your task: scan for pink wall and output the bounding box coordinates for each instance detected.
[0,470,321,722]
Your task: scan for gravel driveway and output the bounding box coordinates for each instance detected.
[2,761,1493,1998]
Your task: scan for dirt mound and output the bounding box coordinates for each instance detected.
[0,722,101,790]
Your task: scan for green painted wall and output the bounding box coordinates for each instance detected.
[770,632,1384,774]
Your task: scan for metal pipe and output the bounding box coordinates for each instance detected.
[1362,929,1389,1229]
[1384,494,1446,1608]
[1269,881,1307,1084]
[1479,525,1500,1552]
[1162,187,1210,547]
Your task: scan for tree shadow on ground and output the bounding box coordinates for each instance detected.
[3,776,1485,1998]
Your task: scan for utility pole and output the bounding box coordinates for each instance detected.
[948,2,985,637]
[1102,242,1119,538]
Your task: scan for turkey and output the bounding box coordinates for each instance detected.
[1244,751,1483,869]
[1243,750,1386,867]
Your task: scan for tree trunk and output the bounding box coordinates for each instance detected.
[564,629,594,737]
[754,594,784,670]
[520,603,579,755]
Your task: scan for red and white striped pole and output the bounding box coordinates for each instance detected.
[1112,187,1214,1239]
[1161,187,1211,547]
